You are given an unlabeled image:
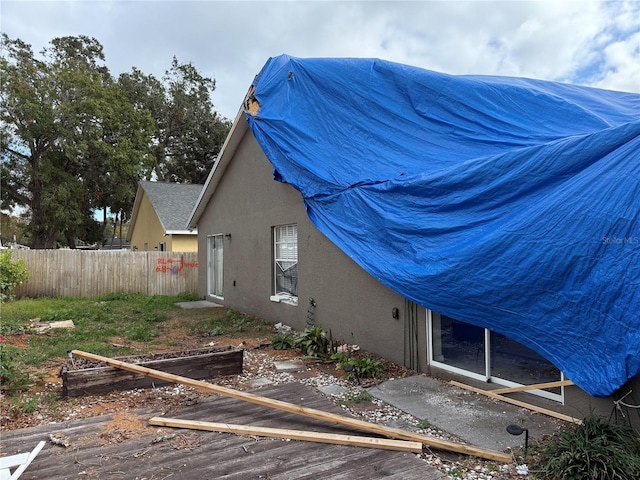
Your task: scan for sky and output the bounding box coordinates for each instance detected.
[1,0,639,121]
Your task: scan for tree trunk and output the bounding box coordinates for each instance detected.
[29,173,59,249]
[30,229,59,249]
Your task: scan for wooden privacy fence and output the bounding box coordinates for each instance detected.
[11,250,199,298]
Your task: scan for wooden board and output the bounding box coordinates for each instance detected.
[62,348,242,397]
[449,380,582,424]
[489,380,574,395]
[150,417,424,453]
[71,349,512,463]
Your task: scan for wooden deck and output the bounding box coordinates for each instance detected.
[0,383,446,479]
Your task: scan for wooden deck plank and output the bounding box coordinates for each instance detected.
[1,383,446,479]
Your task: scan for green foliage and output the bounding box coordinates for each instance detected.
[0,294,188,371]
[0,338,30,393]
[332,352,385,381]
[272,332,295,350]
[1,34,154,248]
[536,413,640,480]
[417,418,431,429]
[186,308,267,339]
[0,250,29,302]
[226,309,250,332]
[118,57,231,184]
[341,390,373,405]
[294,324,330,358]
[126,322,156,342]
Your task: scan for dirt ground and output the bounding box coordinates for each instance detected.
[0,314,412,431]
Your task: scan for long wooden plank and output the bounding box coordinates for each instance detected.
[71,350,511,463]
[449,380,582,424]
[490,380,574,395]
[149,417,424,453]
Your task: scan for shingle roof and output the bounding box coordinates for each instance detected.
[140,181,203,233]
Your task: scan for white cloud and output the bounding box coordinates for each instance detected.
[2,0,638,119]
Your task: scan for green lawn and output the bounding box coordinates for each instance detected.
[0,293,271,394]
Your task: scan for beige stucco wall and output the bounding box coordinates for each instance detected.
[129,192,197,252]
[170,234,198,252]
[130,193,165,251]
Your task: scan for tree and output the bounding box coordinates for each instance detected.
[118,57,231,184]
[0,34,153,248]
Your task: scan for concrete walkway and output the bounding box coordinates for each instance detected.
[175,300,223,309]
[367,375,563,452]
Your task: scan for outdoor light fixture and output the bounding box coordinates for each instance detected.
[343,364,361,385]
[224,233,232,240]
[506,424,529,456]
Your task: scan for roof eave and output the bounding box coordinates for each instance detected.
[188,105,248,228]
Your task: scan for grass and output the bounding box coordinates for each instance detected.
[185,308,270,338]
[0,293,271,395]
[340,390,373,406]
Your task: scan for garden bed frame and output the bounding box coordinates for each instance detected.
[61,347,243,397]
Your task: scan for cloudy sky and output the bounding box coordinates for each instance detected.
[2,0,639,120]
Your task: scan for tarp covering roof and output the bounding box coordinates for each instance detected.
[245,55,640,397]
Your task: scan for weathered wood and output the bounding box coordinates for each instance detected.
[62,348,242,397]
[11,250,198,298]
[489,380,574,395]
[149,417,424,453]
[0,384,441,479]
[71,349,512,463]
[449,380,582,424]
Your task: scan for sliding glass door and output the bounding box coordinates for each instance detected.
[429,311,563,401]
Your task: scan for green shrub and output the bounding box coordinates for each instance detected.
[536,413,640,480]
[272,332,295,350]
[332,352,384,381]
[294,325,330,358]
[0,251,29,302]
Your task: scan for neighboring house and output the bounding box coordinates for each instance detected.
[128,181,202,252]
[188,56,640,424]
[101,238,130,250]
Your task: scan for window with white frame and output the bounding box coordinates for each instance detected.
[273,224,298,303]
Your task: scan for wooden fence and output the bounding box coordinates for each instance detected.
[10,250,199,298]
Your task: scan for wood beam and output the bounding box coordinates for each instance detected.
[449,380,582,424]
[149,417,424,453]
[490,380,574,395]
[71,350,512,463]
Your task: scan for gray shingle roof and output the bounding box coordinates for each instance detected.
[140,181,203,232]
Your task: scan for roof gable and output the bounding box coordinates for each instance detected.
[133,181,203,235]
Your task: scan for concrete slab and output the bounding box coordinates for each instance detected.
[249,377,274,388]
[367,375,562,452]
[273,360,307,372]
[317,384,349,397]
[175,300,223,309]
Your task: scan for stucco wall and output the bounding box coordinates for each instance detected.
[130,193,198,252]
[170,234,198,252]
[196,130,411,367]
[196,128,639,424]
[129,193,165,251]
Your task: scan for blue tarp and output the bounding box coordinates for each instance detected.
[245,55,640,397]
